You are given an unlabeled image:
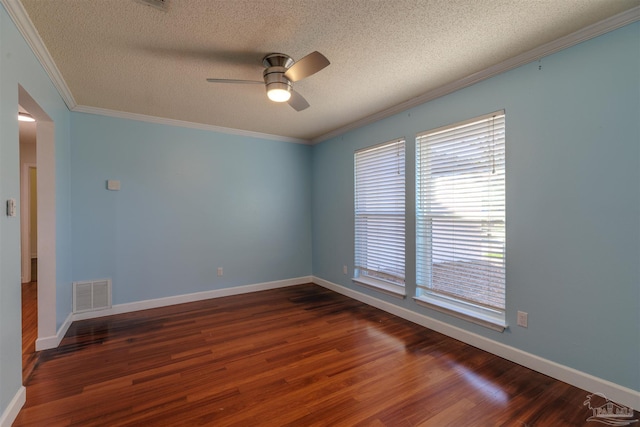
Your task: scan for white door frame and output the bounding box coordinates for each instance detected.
[19,85,57,349]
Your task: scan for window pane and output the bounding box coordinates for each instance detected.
[355,139,406,286]
[417,113,505,315]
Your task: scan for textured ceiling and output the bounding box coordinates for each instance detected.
[17,0,640,142]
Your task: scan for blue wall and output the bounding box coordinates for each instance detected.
[0,3,73,415]
[312,23,640,391]
[1,3,638,421]
[70,113,312,304]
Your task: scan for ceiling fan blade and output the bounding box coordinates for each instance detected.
[288,90,310,111]
[206,78,263,84]
[284,51,330,82]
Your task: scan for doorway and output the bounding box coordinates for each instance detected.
[18,85,57,382]
[19,107,38,380]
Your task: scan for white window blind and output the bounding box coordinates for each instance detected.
[355,139,405,288]
[416,112,505,325]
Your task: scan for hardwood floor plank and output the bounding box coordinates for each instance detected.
[21,281,39,383]
[417,397,477,426]
[13,284,637,426]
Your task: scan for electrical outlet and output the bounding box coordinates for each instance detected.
[517,311,528,328]
[343,265,348,275]
[217,267,223,277]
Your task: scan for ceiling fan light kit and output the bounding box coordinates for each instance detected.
[207,51,329,111]
[263,53,294,103]
[266,85,292,102]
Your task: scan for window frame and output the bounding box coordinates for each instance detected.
[353,138,406,298]
[415,112,506,331]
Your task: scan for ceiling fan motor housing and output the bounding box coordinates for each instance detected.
[263,53,294,96]
[206,51,327,110]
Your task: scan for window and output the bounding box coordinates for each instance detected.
[416,112,506,330]
[354,139,405,296]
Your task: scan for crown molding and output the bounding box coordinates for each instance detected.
[3,0,637,145]
[1,0,77,109]
[2,0,308,144]
[311,5,640,144]
[72,105,311,144]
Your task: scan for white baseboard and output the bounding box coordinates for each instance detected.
[313,276,640,411]
[72,276,314,322]
[0,386,25,427]
[35,312,73,351]
[36,277,312,350]
[31,275,639,411]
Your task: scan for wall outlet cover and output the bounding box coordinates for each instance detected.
[517,311,528,328]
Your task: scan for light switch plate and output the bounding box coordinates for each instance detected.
[6,198,16,217]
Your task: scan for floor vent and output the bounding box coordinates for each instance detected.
[73,279,112,313]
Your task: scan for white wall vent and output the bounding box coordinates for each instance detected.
[73,279,112,313]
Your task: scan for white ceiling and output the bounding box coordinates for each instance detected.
[14,0,640,142]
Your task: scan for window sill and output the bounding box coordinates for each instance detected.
[352,277,406,299]
[413,296,506,332]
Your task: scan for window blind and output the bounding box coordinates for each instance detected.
[355,139,405,286]
[416,113,505,314]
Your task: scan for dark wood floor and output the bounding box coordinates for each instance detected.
[21,280,39,382]
[13,284,637,426]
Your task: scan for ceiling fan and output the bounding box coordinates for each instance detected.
[206,51,330,111]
